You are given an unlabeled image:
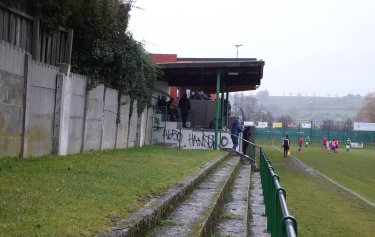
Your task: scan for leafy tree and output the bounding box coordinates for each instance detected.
[357,92,375,122]
[66,0,159,114]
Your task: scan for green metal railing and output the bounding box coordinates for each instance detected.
[225,134,297,236]
[225,133,257,163]
[260,147,298,237]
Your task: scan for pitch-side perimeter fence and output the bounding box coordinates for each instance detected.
[259,146,298,237]
[238,137,298,237]
[255,121,375,144]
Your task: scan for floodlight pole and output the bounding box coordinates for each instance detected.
[235,44,242,59]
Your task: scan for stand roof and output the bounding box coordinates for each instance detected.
[155,56,265,93]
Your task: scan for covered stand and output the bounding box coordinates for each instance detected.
[156,57,265,149]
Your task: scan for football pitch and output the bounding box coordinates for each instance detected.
[258,140,375,237]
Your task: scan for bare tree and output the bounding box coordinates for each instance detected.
[232,94,274,122]
[357,92,375,122]
[322,119,335,130]
[276,114,293,128]
[256,90,269,101]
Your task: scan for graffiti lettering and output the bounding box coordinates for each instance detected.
[188,132,215,148]
[153,116,163,132]
[163,129,182,141]
[187,132,230,148]
[220,136,228,147]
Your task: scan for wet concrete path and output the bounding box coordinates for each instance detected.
[96,154,270,237]
[149,157,240,237]
[249,172,270,237]
[214,163,251,237]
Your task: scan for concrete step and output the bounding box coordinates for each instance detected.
[214,163,252,237]
[214,164,270,237]
[95,154,232,237]
[249,172,270,237]
[95,152,269,237]
[149,156,241,237]
[221,148,258,171]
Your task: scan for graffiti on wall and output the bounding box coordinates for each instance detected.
[188,132,214,148]
[153,122,233,149]
[187,132,229,148]
[153,115,163,132]
[163,129,182,141]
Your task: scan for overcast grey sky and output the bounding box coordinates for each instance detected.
[128,0,375,97]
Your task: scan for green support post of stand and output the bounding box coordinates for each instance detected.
[219,90,224,148]
[214,71,221,150]
[225,89,229,129]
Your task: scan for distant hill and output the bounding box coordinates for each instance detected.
[260,95,363,121]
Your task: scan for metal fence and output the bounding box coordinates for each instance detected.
[255,121,375,144]
[260,147,298,237]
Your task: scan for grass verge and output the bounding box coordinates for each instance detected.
[0,145,224,237]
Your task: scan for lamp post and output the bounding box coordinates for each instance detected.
[235,44,242,59]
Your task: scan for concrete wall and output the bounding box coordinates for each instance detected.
[0,40,150,158]
[0,41,25,157]
[136,107,148,147]
[82,85,104,152]
[127,101,138,148]
[67,73,87,154]
[101,87,118,150]
[144,106,154,145]
[24,60,59,157]
[115,95,130,148]
[54,73,70,155]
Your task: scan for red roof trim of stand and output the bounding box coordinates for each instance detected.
[151,54,177,63]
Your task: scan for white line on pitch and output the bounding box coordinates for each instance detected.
[272,145,375,208]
